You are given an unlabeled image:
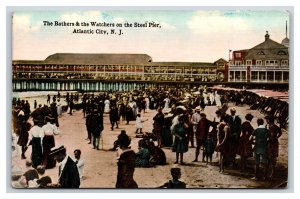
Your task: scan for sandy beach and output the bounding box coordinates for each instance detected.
[11,101,288,189]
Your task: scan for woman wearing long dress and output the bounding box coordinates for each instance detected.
[215,91,222,107]
[41,117,59,169]
[135,140,150,167]
[104,99,110,113]
[172,116,188,164]
[162,113,173,147]
[237,113,254,172]
[116,133,138,188]
[27,121,44,168]
[56,99,62,116]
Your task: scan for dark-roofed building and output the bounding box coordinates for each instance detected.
[44,53,153,65]
[228,31,289,83]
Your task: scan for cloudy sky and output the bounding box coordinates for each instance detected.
[12,10,290,62]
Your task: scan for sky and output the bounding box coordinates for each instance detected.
[12,9,290,62]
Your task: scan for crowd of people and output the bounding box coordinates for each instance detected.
[12,93,84,188]
[11,85,286,188]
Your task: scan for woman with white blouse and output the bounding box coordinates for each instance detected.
[27,120,44,168]
[42,116,59,169]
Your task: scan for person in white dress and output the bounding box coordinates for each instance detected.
[215,91,222,107]
[209,92,215,105]
[164,97,170,109]
[203,92,208,105]
[56,99,62,116]
[104,99,110,113]
[144,96,150,111]
[135,113,147,134]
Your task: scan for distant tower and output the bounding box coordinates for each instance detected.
[281,20,289,47]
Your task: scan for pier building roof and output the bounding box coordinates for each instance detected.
[245,32,289,60]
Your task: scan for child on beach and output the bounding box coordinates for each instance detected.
[135,113,147,134]
[158,167,186,188]
[204,131,215,165]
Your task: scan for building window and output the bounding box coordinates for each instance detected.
[246,60,252,65]
[278,51,287,55]
[235,72,241,80]
[241,71,246,80]
[265,60,279,66]
[281,60,288,66]
[257,51,265,55]
[265,60,269,65]
[235,61,242,66]
[259,72,266,81]
[256,60,262,65]
[251,71,258,81]
[235,52,241,58]
[229,71,234,81]
[283,72,289,82]
[267,71,274,81]
[275,71,282,82]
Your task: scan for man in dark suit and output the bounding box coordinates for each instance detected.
[86,108,104,150]
[228,107,242,166]
[49,146,80,188]
[193,113,211,162]
[153,107,164,148]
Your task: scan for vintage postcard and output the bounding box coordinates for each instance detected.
[11,9,289,189]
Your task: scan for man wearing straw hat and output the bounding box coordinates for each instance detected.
[49,145,80,188]
[190,106,201,148]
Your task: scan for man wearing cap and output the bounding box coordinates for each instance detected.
[50,146,80,188]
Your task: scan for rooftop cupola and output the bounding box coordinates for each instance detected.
[265,31,270,41]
